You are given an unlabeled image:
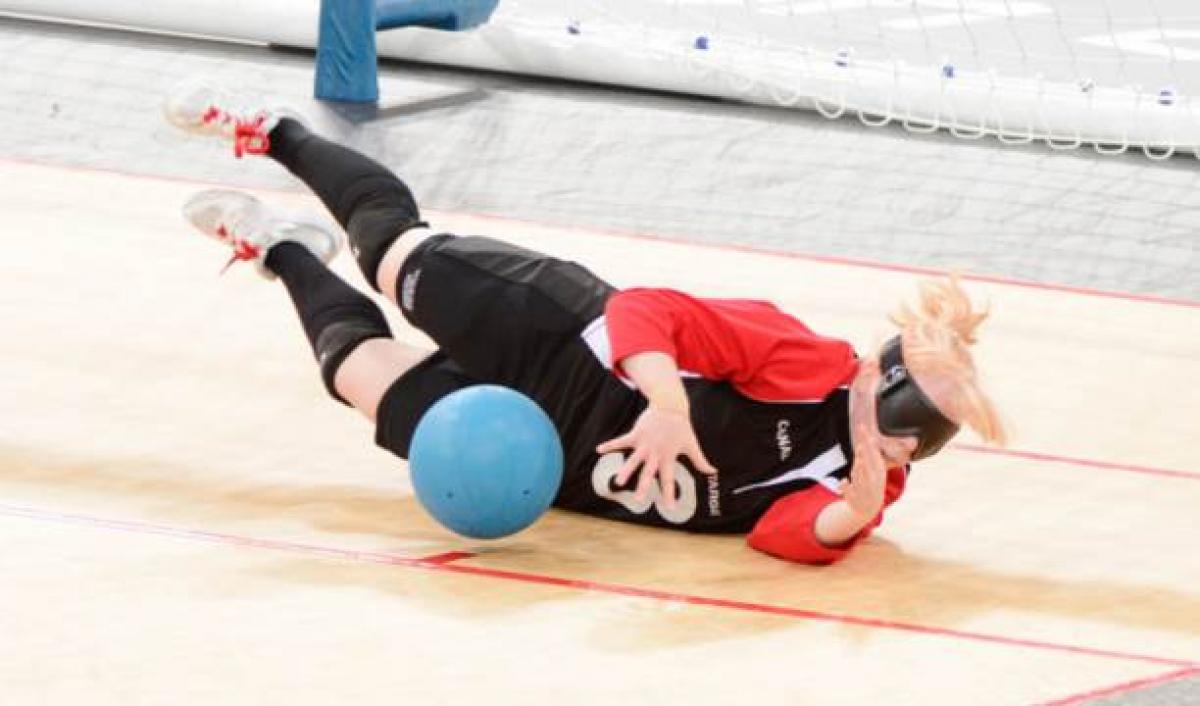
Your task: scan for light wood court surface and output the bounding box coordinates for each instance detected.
[1,160,1198,705]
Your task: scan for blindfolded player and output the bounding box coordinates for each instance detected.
[165,85,1005,565]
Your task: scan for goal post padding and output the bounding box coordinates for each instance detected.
[315,0,498,103]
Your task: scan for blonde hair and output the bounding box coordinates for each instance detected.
[888,276,1008,446]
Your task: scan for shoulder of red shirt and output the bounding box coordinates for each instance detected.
[604,287,859,401]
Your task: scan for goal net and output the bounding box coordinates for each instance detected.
[466,0,1200,159]
[5,0,1195,157]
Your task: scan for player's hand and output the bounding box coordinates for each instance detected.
[842,359,887,519]
[596,406,718,509]
[842,423,888,519]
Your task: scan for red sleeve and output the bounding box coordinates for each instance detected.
[604,288,858,401]
[747,467,908,565]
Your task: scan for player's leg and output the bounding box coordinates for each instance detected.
[163,86,609,371]
[264,117,438,296]
[182,188,429,421]
[265,240,433,420]
[163,84,433,295]
[386,234,616,379]
[261,266,475,457]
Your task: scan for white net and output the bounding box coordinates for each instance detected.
[6,0,1196,158]
[483,0,1200,159]
[1,5,1196,298]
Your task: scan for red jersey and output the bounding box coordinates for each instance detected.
[595,288,907,565]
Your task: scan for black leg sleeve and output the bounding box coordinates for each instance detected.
[267,118,428,290]
[265,241,392,404]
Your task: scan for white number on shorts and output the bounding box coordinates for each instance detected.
[591,453,698,524]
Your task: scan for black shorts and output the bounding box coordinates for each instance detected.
[374,235,646,504]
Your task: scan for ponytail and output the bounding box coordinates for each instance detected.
[889,276,1008,446]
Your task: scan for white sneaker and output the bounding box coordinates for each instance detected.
[164,82,283,158]
[183,189,341,279]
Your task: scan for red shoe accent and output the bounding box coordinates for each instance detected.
[201,106,224,126]
[195,104,271,158]
[213,224,262,273]
[233,116,271,159]
[232,239,261,261]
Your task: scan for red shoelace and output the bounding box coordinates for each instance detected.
[233,116,271,158]
[202,106,271,159]
[214,224,262,274]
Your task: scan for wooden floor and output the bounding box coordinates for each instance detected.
[1,160,1198,705]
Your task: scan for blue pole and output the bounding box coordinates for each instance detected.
[314,0,501,103]
[315,0,379,103]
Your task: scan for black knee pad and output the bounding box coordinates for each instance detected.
[343,176,428,290]
[315,317,392,405]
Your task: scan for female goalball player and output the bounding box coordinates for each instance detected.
[165,86,1005,565]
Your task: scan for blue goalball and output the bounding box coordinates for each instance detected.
[408,385,564,539]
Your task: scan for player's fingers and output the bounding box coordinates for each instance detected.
[852,423,870,454]
[596,432,635,455]
[635,455,660,502]
[859,448,882,482]
[859,429,881,460]
[860,422,881,446]
[864,430,886,465]
[857,374,880,426]
[686,440,718,475]
[658,459,676,509]
[862,384,880,429]
[615,448,646,485]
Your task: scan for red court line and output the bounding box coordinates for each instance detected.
[2,502,1196,670]
[419,550,476,565]
[953,444,1200,482]
[3,155,1198,310]
[431,562,1197,669]
[1038,665,1200,706]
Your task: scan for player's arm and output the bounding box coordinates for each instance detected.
[817,358,891,544]
[747,465,907,564]
[752,361,908,564]
[598,287,848,511]
[596,351,717,510]
[597,290,723,507]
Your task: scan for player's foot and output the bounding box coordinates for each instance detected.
[182,189,341,279]
[163,82,283,158]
